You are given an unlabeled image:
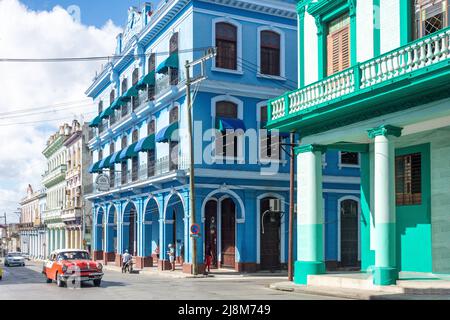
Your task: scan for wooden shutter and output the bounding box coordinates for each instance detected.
[327,25,350,76]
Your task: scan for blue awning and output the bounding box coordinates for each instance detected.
[136,71,156,90]
[111,97,128,110]
[134,134,156,153]
[88,161,101,173]
[216,118,246,132]
[98,154,113,169]
[109,151,122,164]
[156,122,179,143]
[119,142,138,161]
[89,115,101,128]
[156,53,179,74]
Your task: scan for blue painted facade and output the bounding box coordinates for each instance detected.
[86,0,360,272]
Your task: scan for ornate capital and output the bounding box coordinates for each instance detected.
[295,144,327,155]
[296,2,306,18]
[315,16,324,36]
[367,125,403,139]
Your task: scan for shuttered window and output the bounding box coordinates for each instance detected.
[260,31,281,76]
[327,14,351,76]
[216,22,238,70]
[395,153,422,206]
[413,0,449,40]
[216,101,238,158]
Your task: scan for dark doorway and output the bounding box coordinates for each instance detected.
[129,207,137,256]
[204,200,218,268]
[260,197,281,270]
[221,198,236,269]
[340,199,359,268]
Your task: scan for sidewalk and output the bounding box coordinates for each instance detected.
[102,263,289,280]
[270,272,450,300]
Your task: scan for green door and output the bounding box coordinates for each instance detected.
[395,144,432,272]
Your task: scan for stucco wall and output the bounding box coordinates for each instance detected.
[380,0,400,54]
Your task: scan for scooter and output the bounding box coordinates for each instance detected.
[122,259,133,274]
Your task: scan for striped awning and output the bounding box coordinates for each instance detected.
[89,115,101,128]
[88,161,102,173]
[119,142,138,161]
[155,122,179,143]
[134,134,156,153]
[136,71,156,89]
[109,151,122,164]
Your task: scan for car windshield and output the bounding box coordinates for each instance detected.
[58,251,90,260]
[8,253,21,257]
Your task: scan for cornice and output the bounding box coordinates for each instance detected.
[367,125,403,139]
[295,144,327,154]
[42,135,66,158]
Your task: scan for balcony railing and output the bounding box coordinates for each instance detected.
[86,155,189,196]
[42,164,67,186]
[269,27,450,126]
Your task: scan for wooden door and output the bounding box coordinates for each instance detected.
[260,198,281,270]
[221,198,236,268]
[129,208,136,256]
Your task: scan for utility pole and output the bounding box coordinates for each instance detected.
[185,48,216,275]
[288,132,295,282]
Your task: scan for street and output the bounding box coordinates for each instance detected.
[0,261,345,300]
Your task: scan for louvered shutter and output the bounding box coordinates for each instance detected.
[327,25,350,76]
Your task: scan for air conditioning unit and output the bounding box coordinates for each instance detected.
[269,199,282,213]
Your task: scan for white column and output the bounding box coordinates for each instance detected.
[368,125,402,286]
[295,144,326,285]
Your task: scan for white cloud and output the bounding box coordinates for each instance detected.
[0,0,121,223]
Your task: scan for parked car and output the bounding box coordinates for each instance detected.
[42,249,103,287]
[4,252,25,267]
[0,265,3,280]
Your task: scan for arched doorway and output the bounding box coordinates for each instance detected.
[123,202,137,256]
[204,200,218,268]
[95,208,104,259]
[165,193,185,267]
[339,198,360,268]
[221,198,236,269]
[143,198,160,261]
[260,197,281,271]
[105,206,118,263]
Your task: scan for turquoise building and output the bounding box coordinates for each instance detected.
[268,0,450,285]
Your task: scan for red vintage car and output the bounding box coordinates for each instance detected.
[42,249,104,287]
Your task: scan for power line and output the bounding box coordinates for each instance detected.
[0,99,92,117]
[0,111,96,127]
[0,103,95,120]
[0,47,215,63]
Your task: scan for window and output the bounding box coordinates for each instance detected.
[259,105,281,160]
[169,107,179,171]
[169,33,179,85]
[216,22,238,70]
[131,68,139,111]
[260,31,281,76]
[148,120,155,177]
[340,152,359,166]
[327,14,351,76]
[98,101,104,133]
[216,101,239,158]
[132,130,139,182]
[395,153,422,205]
[121,136,128,185]
[109,143,115,188]
[148,53,156,100]
[110,90,116,125]
[413,0,449,40]
[121,78,129,117]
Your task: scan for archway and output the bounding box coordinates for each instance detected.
[165,193,185,266]
[204,200,218,268]
[143,198,160,263]
[259,197,281,271]
[94,207,104,260]
[339,197,360,269]
[123,201,138,256]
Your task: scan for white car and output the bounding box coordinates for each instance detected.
[4,252,25,267]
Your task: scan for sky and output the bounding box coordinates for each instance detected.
[20,0,158,28]
[0,0,140,223]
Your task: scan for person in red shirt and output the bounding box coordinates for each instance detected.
[204,245,213,275]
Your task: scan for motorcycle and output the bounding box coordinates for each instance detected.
[122,259,133,274]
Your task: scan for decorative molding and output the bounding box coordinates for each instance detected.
[295,144,327,155]
[367,125,403,139]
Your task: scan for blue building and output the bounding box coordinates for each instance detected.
[86,0,360,273]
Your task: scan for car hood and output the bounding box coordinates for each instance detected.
[63,260,100,269]
[8,256,24,260]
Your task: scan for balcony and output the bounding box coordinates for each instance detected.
[61,207,82,223]
[86,154,189,196]
[268,27,450,136]
[42,164,67,188]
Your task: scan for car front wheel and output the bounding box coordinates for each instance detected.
[56,273,65,287]
[93,279,101,287]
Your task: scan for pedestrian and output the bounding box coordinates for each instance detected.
[204,245,212,275]
[167,243,175,271]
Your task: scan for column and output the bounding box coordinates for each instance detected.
[65,229,70,249]
[49,229,54,253]
[60,228,65,249]
[368,125,402,286]
[294,144,326,285]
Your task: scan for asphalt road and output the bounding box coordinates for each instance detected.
[0,260,345,300]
